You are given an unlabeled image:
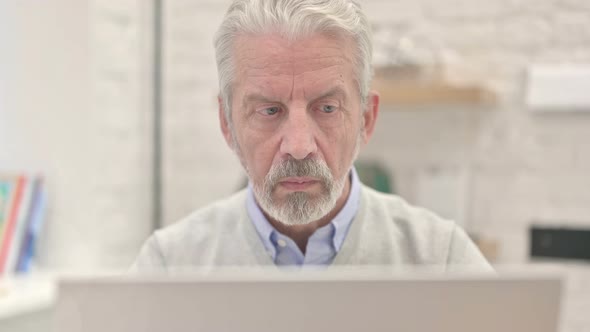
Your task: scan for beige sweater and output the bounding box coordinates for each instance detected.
[132,185,492,272]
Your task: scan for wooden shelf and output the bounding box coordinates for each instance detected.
[372,77,496,108]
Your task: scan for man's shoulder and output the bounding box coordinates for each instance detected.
[154,189,248,246]
[360,184,455,233]
[357,184,458,263]
[357,184,490,268]
[130,189,255,270]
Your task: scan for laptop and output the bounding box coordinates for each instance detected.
[53,267,562,332]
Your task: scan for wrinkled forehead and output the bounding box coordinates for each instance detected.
[247,35,353,70]
[231,32,358,93]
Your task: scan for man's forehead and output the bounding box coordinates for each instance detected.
[230,32,358,106]
[233,32,355,73]
[236,61,350,104]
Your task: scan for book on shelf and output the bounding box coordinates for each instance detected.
[0,173,47,275]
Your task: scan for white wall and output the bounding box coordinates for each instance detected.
[161,0,590,263]
[0,0,153,270]
[161,0,243,226]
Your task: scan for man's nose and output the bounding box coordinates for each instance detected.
[279,108,318,160]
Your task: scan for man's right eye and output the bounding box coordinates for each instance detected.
[260,106,280,116]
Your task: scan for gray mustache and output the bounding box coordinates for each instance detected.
[265,158,333,187]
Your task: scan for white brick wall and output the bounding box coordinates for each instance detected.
[162,0,242,224]
[85,0,154,267]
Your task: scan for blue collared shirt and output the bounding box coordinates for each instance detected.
[246,168,361,266]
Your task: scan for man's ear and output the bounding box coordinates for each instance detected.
[218,96,234,149]
[361,91,380,144]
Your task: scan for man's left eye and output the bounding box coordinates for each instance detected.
[261,106,280,115]
[320,105,337,113]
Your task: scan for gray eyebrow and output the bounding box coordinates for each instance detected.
[241,86,347,109]
[241,93,286,110]
[309,86,347,104]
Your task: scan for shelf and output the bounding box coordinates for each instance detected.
[0,277,55,320]
[373,78,495,108]
[371,66,496,109]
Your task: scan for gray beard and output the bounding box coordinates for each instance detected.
[253,158,347,226]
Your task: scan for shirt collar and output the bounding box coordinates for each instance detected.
[331,167,361,251]
[246,183,277,258]
[246,167,361,259]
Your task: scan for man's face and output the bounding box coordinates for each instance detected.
[220,32,377,225]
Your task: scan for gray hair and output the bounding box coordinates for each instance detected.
[213,0,373,122]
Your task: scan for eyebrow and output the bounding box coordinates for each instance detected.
[242,93,278,108]
[309,86,348,104]
[241,86,348,109]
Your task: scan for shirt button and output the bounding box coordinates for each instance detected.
[277,239,287,248]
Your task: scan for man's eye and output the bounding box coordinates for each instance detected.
[320,105,337,113]
[261,106,280,115]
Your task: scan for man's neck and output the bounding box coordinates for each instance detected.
[265,176,352,254]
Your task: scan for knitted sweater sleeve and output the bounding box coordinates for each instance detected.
[445,225,494,273]
[129,234,167,273]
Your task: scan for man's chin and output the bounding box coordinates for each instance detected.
[269,194,333,225]
[273,190,319,205]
